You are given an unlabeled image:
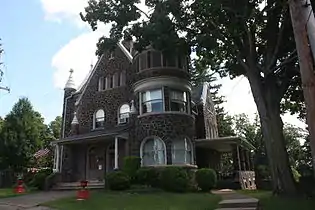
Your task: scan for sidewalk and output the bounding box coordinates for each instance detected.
[212,189,259,210]
[0,191,75,210]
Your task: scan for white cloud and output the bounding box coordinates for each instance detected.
[52,25,110,90]
[40,0,89,27]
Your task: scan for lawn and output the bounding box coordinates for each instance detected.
[0,187,36,198]
[44,191,221,210]
[240,190,315,210]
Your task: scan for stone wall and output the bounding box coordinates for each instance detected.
[131,113,195,164]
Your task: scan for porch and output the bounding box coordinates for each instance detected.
[51,130,129,188]
[195,136,256,190]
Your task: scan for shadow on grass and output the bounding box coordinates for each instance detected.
[239,190,315,210]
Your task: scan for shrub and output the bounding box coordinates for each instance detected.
[123,156,141,184]
[136,167,161,187]
[160,167,189,192]
[29,168,52,190]
[195,168,217,192]
[106,171,131,191]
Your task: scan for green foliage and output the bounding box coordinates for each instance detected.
[160,167,189,193]
[49,116,62,140]
[136,167,160,188]
[195,168,217,192]
[0,97,46,171]
[29,168,52,190]
[106,171,131,191]
[123,156,141,183]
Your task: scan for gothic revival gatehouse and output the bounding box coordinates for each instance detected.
[51,41,256,190]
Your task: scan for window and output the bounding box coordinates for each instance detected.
[109,75,114,88]
[117,72,121,87]
[94,109,105,129]
[141,137,166,166]
[141,89,163,114]
[170,90,188,112]
[118,104,130,124]
[172,138,193,164]
[98,77,106,91]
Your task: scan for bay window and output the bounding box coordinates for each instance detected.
[141,89,163,114]
[170,90,188,112]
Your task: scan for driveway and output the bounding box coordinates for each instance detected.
[0,191,75,210]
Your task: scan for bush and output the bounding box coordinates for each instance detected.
[160,167,189,192]
[29,168,52,190]
[123,156,141,184]
[106,171,131,191]
[136,167,161,187]
[195,168,217,192]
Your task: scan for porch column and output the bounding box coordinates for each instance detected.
[236,145,242,171]
[246,150,251,171]
[114,136,119,169]
[241,148,246,171]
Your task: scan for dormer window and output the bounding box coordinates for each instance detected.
[118,104,130,124]
[93,109,105,129]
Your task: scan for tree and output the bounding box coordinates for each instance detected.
[80,0,300,195]
[49,116,62,140]
[0,97,45,172]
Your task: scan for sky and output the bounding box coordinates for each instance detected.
[0,0,306,129]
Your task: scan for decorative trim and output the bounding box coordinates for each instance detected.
[133,76,192,93]
[137,112,195,119]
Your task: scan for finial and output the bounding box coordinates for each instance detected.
[71,112,79,125]
[64,68,76,90]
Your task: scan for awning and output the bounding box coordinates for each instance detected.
[51,126,129,145]
[195,136,255,152]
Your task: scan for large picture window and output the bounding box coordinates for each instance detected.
[141,137,166,166]
[141,89,163,114]
[170,90,188,112]
[172,138,193,165]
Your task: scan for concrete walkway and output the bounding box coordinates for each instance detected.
[0,191,75,210]
[212,189,259,210]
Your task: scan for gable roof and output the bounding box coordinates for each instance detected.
[74,41,133,107]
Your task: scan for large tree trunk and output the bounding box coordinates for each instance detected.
[246,67,297,195]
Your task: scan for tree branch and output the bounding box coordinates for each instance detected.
[134,5,150,19]
[266,9,289,71]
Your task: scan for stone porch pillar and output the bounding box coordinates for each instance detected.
[236,145,242,171]
[245,150,251,171]
[240,147,246,171]
[114,136,119,169]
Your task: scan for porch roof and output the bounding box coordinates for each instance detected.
[195,136,255,152]
[52,126,129,145]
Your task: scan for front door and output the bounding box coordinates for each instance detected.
[87,146,104,181]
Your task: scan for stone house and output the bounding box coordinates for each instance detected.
[51,41,255,189]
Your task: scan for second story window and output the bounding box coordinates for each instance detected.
[109,75,114,88]
[98,77,107,91]
[118,104,130,124]
[93,109,105,129]
[169,90,188,113]
[141,89,163,114]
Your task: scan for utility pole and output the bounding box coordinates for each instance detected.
[0,42,10,93]
[289,0,315,178]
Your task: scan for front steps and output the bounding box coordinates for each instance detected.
[213,189,259,210]
[53,181,105,190]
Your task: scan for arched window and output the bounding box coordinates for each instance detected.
[118,104,130,124]
[140,137,166,166]
[94,109,105,129]
[172,138,193,165]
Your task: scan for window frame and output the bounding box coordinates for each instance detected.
[93,109,105,129]
[140,136,167,166]
[169,89,188,113]
[172,137,193,165]
[140,88,164,114]
[118,103,130,124]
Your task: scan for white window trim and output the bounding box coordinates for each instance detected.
[172,137,194,165]
[93,109,105,129]
[140,88,164,115]
[169,89,188,113]
[140,136,167,166]
[118,103,130,124]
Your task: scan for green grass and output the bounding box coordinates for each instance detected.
[240,190,315,210]
[44,191,221,210]
[0,187,37,198]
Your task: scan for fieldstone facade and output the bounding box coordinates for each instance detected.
[55,42,238,184]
